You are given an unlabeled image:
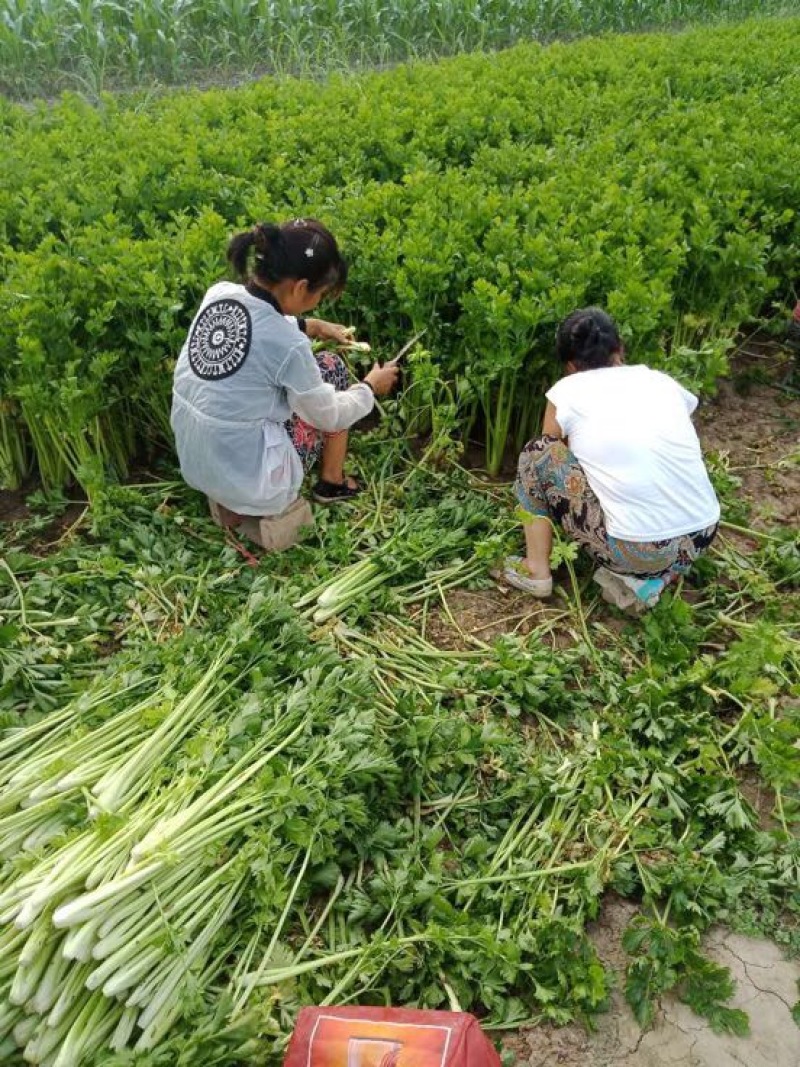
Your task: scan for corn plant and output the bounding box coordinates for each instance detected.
[2,0,800,95]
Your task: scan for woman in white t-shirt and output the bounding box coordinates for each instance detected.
[171,219,398,535]
[503,308,720,611]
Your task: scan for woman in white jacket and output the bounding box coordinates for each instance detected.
[171,218,398,525]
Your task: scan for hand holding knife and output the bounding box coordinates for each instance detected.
[361,330,427,397]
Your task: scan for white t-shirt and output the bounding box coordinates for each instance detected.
[546,365,720,541]
[171,281,373,516]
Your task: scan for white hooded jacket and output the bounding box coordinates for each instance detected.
[171,281,373,515]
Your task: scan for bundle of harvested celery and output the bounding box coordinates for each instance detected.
[296,497,496,624]
[0,592,399,1064]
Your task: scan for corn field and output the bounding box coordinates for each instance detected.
[1,0,799,96]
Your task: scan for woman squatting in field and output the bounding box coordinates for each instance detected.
[504,308,721,612]
[171,219,398,546]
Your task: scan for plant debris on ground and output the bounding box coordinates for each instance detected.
[0,353,798,1065]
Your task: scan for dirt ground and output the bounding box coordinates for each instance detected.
[504,895,800,1067]
[695,340,800,530]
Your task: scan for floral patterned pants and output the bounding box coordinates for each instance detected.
[515,435,718,581]
[286,351,350,471]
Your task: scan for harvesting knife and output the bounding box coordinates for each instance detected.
[350,330,426,433]
[388,329,427,364]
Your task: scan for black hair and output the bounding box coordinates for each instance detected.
[227,218,348,297]
[556,307,622,370]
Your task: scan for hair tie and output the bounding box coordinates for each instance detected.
[304,231,321,259]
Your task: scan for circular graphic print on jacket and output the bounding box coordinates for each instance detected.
[188,299,252,380]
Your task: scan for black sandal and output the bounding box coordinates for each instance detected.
[312,478,362,504]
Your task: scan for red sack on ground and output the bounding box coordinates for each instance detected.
[282,1006,502,1067]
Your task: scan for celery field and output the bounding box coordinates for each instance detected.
[2,19,800,492]
[1,13,800,1067]
[1,0,799,97]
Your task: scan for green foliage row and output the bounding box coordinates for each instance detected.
[1,17,799,489]
[2,0,798,99]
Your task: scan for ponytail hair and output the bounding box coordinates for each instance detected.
[227,218,348,296]
[556,307,622,370]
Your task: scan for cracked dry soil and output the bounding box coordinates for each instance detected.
[505,897,800,1067]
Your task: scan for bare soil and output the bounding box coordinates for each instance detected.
[505,896,800,1067]
[696,341,799,530]
[0,496,87,554]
